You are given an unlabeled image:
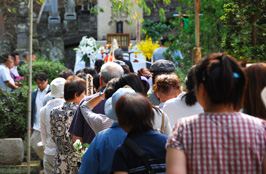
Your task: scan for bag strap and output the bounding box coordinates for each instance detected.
[124,138,155,174]
[160,111,165,134]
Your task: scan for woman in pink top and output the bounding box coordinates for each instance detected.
[166,53,266,174]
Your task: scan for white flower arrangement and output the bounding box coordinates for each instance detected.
[74,36,100,62]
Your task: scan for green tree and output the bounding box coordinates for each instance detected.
[220,0,266,61]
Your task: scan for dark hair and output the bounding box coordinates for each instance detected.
[194,53,246,109]
[113,60,130,74]
[243,63,266,119]
[104,78,119,100]
[58,69,74,79]
[75,69,84,75]
[160,35,168,46]
[182,66,197,106]
[76,72,86,80]
[0,53,10,63]
[64,76,86,101]
[94,59,104,73]
[115,93,153,133]
[93,74,101,92]
[11,52,19,61]
[33,72,48,82]
[114,73,145,96]
[153,73,181,94]
[83,67,97,77]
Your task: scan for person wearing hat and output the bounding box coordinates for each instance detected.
[40,77,66,174]
[148,59,176,105]
[114,48,134,72]
[79,88,135,174]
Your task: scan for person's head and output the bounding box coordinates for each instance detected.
[50,77,66,98]
[33,72,49,92]
[153,73,182,103]
[105,87,136,121]
[75,69,84,75]
[160,35,168,46]
[1,53,14,69]
[58,69,74,79]
[76,72,86,80]
[137,68,152,80]
[22,51,36,62]
[194,53,246,111]
[11,52,20,66]
[100,62,124,86]
[103,78,119,100]
[181,65,198,106]
[150,60,175,84]
[115,93,153,133]
[114,48,124,59]
[94,59,104,73]
[113,60,130,74]
[243,63,266,119]
[114,73,146,96]
[83,67,97,77]
[64,76,86,104]
[93,74,101,92]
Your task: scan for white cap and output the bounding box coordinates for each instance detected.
[50,77,66,98]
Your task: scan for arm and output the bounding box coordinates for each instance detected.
[166,147,187,174]
[80,105,113,134]
[40,107,47,146]
[5,81,18,89]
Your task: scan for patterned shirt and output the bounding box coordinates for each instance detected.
[167,112,266,174]
[50,102,80,174]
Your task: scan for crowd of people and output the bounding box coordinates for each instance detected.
[1,46,266,174]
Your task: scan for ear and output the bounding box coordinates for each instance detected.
[74,92,79,98]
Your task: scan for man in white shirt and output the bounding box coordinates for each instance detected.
[10,52,21,80]
[0,53,19,91]
[40,77,65,174]
[30,72,50,161]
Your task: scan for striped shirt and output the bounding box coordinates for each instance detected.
[167,112,266,174]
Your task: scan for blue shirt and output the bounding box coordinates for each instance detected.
[79,122,127,174]
[111,130,168,173]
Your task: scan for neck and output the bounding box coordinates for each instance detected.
[204,104,235,113]
[66,99,79,104]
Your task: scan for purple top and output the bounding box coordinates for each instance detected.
[68,90,106,144]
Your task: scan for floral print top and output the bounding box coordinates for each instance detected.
[50,102,80,174]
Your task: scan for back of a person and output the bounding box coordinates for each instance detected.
[152,47,167,62]
[116,130,167,174]
[163,94,204,126]
[174,112,266,173]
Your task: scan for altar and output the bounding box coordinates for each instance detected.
[74,41,150,73]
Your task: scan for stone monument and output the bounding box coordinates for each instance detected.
[63,0,78,36]
[15,2,29,54]
[48,0,62,38]
[0,32,13,53]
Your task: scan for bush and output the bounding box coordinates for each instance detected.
[19,58,67,86]
[0,88,27,139]
[0,58,67,139]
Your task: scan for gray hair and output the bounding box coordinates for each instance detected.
[100,62,124,85]
[22,51,29,59]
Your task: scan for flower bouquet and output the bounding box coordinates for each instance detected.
[73,139,89,159]
[74,36,100,64]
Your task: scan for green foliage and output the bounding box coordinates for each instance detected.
[19,58,67,87]
[110,0,171,21]
[141,20,171,41]
[220,0,266,60]
[0,88,27,139]
[0,59,67,138]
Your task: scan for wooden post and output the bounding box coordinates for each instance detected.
[27,0,33,173]
[136,20,140,44]
[193,0,201,64]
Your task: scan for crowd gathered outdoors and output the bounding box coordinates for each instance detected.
[1,37,266,174]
